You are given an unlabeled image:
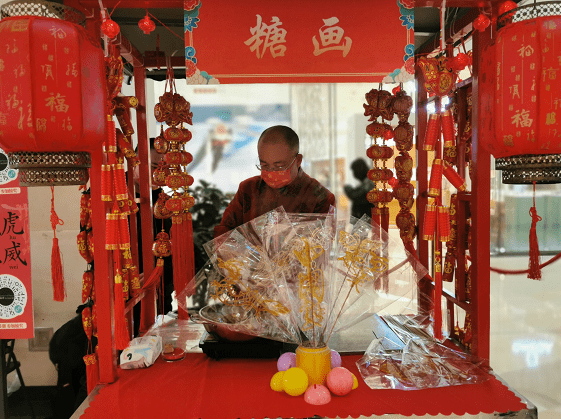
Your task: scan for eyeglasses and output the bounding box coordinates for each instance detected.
[256,154,298,172]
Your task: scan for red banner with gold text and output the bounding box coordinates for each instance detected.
[185,0,414,84]
[0,148,34,339]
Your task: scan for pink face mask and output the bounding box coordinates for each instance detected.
[261,167,293,188]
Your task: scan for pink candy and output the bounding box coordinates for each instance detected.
[326,367,354,396]
[304,384,331,405]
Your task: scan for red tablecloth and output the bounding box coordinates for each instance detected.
[81,354,526,419]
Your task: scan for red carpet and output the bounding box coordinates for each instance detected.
[81,354,526,418]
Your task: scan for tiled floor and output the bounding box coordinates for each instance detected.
[488,255,561,418]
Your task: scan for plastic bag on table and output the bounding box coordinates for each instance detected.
[145,315,205,353]
[356,314,491,390]
[120,335,162,369]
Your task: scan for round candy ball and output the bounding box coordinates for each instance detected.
[270,371,285,392]
[282,367,309,396]
[277,351,296,372]
[326,367,354,396]
[304,384,331,405]
[351,373,359,390]
[330,349,342,369]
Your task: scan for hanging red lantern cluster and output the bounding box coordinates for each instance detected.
[148,62,196,320]
[363,88,395,233]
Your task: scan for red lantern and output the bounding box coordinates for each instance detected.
[498,1,517,17]
[138,14,156,35]
[101,18,120,38]
[473,13,490,33]
[480,6,561,184]
[0,7,107,186]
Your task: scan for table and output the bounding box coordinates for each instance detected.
[73,353,532,419]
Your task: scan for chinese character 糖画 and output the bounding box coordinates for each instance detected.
[312,17,352,57]
[244,15,287,59]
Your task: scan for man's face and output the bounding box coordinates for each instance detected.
[257,133,301,179]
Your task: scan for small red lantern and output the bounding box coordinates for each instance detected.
[138,13,156,35]
[473,13,491,33]
[498,1,517,17]
[101,18,120,38]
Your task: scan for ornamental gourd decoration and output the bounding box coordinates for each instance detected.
[0,1,106,186]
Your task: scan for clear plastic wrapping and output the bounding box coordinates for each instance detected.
[178,207,427,347]
[177,206,488,390]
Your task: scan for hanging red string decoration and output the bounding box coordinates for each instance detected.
[50,186,66,302]
[154,58,196,320]
[138,12,156,35]
[528,182,542,280]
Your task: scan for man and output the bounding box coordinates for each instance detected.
[214,125,336,237]
[343,157,375,221]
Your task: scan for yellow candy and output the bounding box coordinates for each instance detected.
[270,371,285,392]
[352,373,359,390]
[282,367,309,396]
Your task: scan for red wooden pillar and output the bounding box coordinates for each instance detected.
[134,65,157,334]
[471,28,491,361]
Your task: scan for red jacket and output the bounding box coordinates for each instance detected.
[214,169,336,237]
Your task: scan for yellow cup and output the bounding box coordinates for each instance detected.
[295,345,331,385]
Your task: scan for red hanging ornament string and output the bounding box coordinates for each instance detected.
[50,186,66,302]
[528,181,542,280]
[466,251,561,275]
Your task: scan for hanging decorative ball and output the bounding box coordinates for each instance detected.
[473,13,491,32]
[101,18,120,38]
[498,1,517,17]
[138,14,156,35]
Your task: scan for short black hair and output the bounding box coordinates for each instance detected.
[350,158,370,180]
[258,125,299,153]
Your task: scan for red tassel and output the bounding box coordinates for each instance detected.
[114,270,130,350]
[83,353,99,394]
[50,186,66,302]
[141,258,164,291]
[434,251,443,340]
[528,182,542,280]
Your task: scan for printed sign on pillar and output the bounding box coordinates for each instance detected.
[0,148,33,339]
